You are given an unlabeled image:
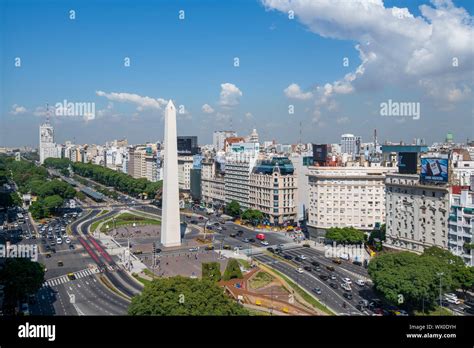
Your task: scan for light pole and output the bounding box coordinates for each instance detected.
[437,272,444,307]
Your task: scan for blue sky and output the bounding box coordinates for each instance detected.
[1,0,473,147]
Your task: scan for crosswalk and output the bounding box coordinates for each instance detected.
[43,268,100,288]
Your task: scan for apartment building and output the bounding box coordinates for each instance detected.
[448,186,474,265]
[307,166,394,233]
[201,158,225,205]
[178,155,194,191]
[249,157,297,224]
[385,173,450,252]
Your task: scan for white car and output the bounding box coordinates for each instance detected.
[342,277,352,285]
[341,282,352,292]
[444,293,458,300]
[260,241,269,246]
[355,279,365,286]
[300,255,307,260]
[296,268,304,273]
[445,297,460,305]
[56,237,62,244]
[65,238,71,244]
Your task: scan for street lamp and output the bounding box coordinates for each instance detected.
[436,272,444,307]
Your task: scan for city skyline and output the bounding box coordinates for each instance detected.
[1,0,473,147]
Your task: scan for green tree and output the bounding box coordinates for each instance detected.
[325,227,366,245]
[43,195,64,216]
[29,201,45,219]
[0,258,45,307]
[368,252,454,310]
[202,262,222,282]
[226,200,241,217]
[128,276,247,315]
[222,258,243,281]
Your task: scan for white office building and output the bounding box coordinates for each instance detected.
[307,166,395,232]
[341,134,361,156]
[39,123,59,164]
[213,130,237,152]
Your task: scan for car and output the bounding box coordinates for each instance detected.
[445,297,460,305]
[65,238,71,244]
[67,273,76,280]
[223,245,232,250]
[56,237,62,244]
[303,266,312,271]
[243,238,250,243]
[319,274,329,281]
[230,233,237,238]
[50,241,56,246]
[312,287,322,295]
[69,244,75,250]
[189,247,199,252]
[330,274,336,280]
[332,258,342,264]
[295,256,303,262]
[267,247,275,253]
[326,265,335,272]
[393,309,409,316]
[444,293,458,300]
[341,283,352,292]
[329,283,338,289]
[343,292,353,300]
[277,244,284,248]
[45,253,52,258]
[57,260,64,267]
[299,255,307,260]
[284,255,293,260]
[296,268,304,274]
[342,277,352,285]
[314,267,321,272]
[355,279,365,286]
[260,241,269,246]
[311,261,320,267]
[248,238,255,243]
[356,304,364,311]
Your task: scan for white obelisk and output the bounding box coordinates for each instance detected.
[161,100,181,247]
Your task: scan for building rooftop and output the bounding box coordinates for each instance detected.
[253,157,294,175]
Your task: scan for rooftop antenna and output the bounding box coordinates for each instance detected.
[46,103,50,124]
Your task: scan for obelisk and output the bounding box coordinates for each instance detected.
[161,100,181,247]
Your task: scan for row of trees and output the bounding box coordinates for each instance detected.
[45,158,162,199]
[128,276,247,315]
[225,200,264,225]
[368,246,474,311]
[0,156,22,208]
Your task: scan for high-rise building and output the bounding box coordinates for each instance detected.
[341,134,361,157]
[307,166,395,237]
[201,157,226,206]
[39,122,59,164]
[249,157,297,225]
[178,155,194,191]
[385,173,449,253]
[213,130,236,152]
[177,136,199,155]
[161,100,181,247]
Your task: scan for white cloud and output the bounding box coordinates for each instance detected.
[336,116,350,124]
[263,0,473,111]
[96,90,167,111]
[284,83,313,100]
[10,104,27,115]
[201,103,215,113]
[219,83,242,107]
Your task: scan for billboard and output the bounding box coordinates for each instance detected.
[398,152,417,174]
[421,158,448,183]
[312,144,328,164]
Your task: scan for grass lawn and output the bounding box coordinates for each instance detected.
[414,306,453,316]
[249,271,274,290]
[237,259,251,269]
[132,273,152,286]
[96,212,161,233]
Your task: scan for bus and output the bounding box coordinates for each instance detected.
[17,213,25,224]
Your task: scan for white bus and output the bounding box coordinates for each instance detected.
[17,213,25,224]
